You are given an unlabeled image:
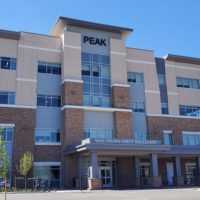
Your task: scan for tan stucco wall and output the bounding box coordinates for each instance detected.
[62,31,82,81]
[110,38,127,85]
[0,38,18,57]
[0,70,16,91]
[165,60,200,114]
[126,48,161,114]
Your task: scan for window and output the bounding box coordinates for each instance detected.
[0,92,15,104]
[176,77,199,89]
[179,105,200,117]
[163,131,172,145]
[84,128,113,139]
[127,72,143,83]
[34,163,60,180]
[161,103,169,114]
[183,132,200,146]
[132,102,145,112]
[135,132,148,140]
[37,95,61,107]
[0,57,16,70]
[35,128,61,144]
[82,53,111,107]
[38,62,61,75]
[158,74,166,85]
[1,128,13,142]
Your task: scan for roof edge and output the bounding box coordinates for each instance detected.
[0,29,20,40]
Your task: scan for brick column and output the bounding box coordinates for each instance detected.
[62,81,83,106]
[150,153,162,188]
[112,86,130,109]
[114,111,132,139]
[173,157,184,186]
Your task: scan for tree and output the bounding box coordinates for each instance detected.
[17,152,34,190]
[0,128,9,200]
[0,127,9,179]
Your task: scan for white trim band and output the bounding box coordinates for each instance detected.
[18,44,62,53]
[168,92,178,95]
[35,143,61,146]
[62,105,132,112]
[147,113,200,119]
[145,90,160,94]
[63,44,81,50]
[0,123,15,128]
[0,104,36,109]
[111,84,130,88]
[61,79,83,84]
[110,51,126,56]
[127,59,156,65]
[34,162,61,166]
[16,78,37,82]
[182,131,200,135]
[166,64,200,71]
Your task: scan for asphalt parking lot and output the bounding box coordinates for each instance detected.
[1,188,200,200]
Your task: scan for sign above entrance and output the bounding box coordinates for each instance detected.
[82,138,161,145]
[83,36,107,46]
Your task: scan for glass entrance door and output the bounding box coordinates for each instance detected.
[100,167,112,187]
[185,163,196,185]
[140,164,150,186]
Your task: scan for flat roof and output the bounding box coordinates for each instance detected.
[164,54,200,65]
[51,16,133,38]
[0,29,20,40]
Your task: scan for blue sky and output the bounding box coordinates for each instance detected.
[0,0,199,57]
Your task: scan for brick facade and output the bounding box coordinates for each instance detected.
[147,116,200,145]
[0,107,36,180]
[62,81,83,106]
[112,86,130,109]
[116,157,134,188]
[34,146,61,162]
[114,111,132,139]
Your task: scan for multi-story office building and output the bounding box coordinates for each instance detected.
[0,17,200,189]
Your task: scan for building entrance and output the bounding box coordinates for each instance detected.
[100,166,112,187]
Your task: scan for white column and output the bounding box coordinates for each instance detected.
[89,152,98,179]
[150,153,159,177]
[174,157,181,177]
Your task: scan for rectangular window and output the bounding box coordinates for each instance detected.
[38,62,61,75]
[84,128,113,139]
[176,77,199,89]
[35,128,61,144]
[82,53,111,107]
[163,130,172,145]
[0,92,15,105]
[1,128,14,142]
[135,132,148,140]
[132,102,145,112]
[37,95,61,107]
[127,72,144,83]
[179,105,200,118]
[161,103,169,114]
[183,132,200,146]
[0,57,16,70]
[158,74,166,85]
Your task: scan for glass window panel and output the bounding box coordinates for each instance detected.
[158,75,166,85]
[1,57,11,69]
[50,166,60,179]
[176,77,182,87]
[38,63,46,73]
[8,93,15,104]
[10,58,17,70]
[92,77,100,84]
[43,130,51,143]
[101,67,110,78]
[102,96,110,107]
[92,84,100,94]
[37,95,46,106]
[183,78,189,88]
[136,74,143,83]
[83,95,90,106]
[45,96,51,107]
[93,96,101,106]
[47,66,52,74]
[102,78,110,84]
[82,64,90,76]
[6,128,13,142]
[2,129,6,141]
[82,75,90,83]
[82,53,91,62]
[193,80,199,89]
[83,83,90,93]
[183,135,189,145]
[93,65,99,77]
[102,85,110,95]
[52,96,61,107]
[51,130,60,143]
[92,54,99,63]
[0,93,8,104]
[102,55,109,64]
[52,67,61,75]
